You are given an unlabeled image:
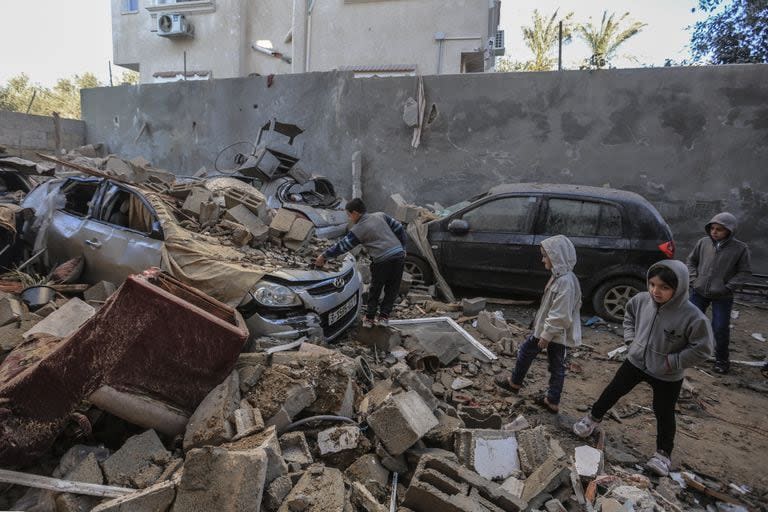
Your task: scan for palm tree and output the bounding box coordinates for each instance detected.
[521,9,575,71]
[577,11,647,69]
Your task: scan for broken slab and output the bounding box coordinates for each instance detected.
[102,430,171,489]
[393,369,439,411]
[181,187,213,217]
[516,425,551,476]
[0,296,22,327]
[423,410,466,450]
[279,432,313,468]
[183,371,240,452]
[318,425,362,456]
[367,390,438,455]
[350,481,387,512]
[54,451,105,512]
[455,429,521,481]
[263,474,297,512]
[232,404,265,440]
[224,426,288,485]
[358,325,402,351]
[402,455,525,512]
[172,446,268,512]
[461,297,487,317]
[277,465,346,512]
[225,204,269,240]
[574,445,602,478]
[520,440,568,504]
[23,297,95,340]
[199,200,221,228]
[91,479,176,512]
[83,281,117,303]
[476,311,515,342]
[344,454,390,501]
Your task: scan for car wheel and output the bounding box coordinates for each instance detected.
[404,256,434,286]
[592,277,644,323]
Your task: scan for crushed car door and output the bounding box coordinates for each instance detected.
[435,195,540,292]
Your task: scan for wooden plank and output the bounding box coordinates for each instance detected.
[49,284,90,293]
[0,468,134,498]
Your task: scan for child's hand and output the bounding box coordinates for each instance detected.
[538,338,550,350]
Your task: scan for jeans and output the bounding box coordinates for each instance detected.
[511,334,567,405]
[690,289,733,363]
[590,360,683,455]
[366,255,405,319]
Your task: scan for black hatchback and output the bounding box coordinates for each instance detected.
[404,183,675,323]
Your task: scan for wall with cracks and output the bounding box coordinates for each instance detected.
[81,65,768,270]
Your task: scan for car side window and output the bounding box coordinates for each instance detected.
[100,187,156,235]
[61,181,99,218]
[461,196,535,233]
[544,199,623,237]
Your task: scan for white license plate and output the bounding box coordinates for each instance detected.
[328,294,357,326]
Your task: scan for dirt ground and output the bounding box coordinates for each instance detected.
[481,299,768,504]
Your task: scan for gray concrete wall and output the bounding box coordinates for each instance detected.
[0,111,86,161]
[81,65,768,271]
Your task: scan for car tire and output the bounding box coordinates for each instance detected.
[592,277,645,323]
[404,256,434,286]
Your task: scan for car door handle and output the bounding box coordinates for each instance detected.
[85,238,102,249]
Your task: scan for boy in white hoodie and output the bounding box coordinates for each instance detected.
[495,235,582,413]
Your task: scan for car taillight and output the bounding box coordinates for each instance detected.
[658,241,675,258]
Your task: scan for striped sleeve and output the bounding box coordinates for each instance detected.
[384,215,407,247]
[324,231,361,259]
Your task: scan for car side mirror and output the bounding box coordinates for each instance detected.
[448,219,469,235]
[149,221,164,241]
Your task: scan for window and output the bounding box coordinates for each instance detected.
[544,199,623,237]
[122,0,139,13]
[461,196,536,233]
[100,186,156,234]
[61,181,99,218]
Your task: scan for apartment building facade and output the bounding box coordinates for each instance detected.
[112,0,503,83]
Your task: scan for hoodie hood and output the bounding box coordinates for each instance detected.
[705,212,737,236]
[647,259,689,308]
[541,235,577,278]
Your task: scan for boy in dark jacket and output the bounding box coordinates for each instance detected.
[686,212,752,374]
[315,198,406,327]
[573,260,713,477]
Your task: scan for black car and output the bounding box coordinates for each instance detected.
[404,183,675,323]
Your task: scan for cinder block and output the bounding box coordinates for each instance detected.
[225,204,269,240]
[167,182,196,199]
[520,440,568,504]
[516,425,550,476]
[461,297,487,317]
[394,370,439,411]
[367,390,438,455]
[183,371,240,452]
[317,425,361,456]
[102,430,171,488]
[402,455,526,512]
[226,425,287,485]
[269,208,298,236]
[224,188,266,218]
[477,311,513,342]
[199,200,221,227]
[345,454,390,501]
[277,465,345,512]
[279,432,313,467]
[454,429,520,481]
[181,187,213,217]
[283,217,315,251]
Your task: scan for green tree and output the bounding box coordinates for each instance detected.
[0,72,104,119]
[115,69,140,85]
[576,11,647,69]
[691,0,768,64]
[521,9,575,71]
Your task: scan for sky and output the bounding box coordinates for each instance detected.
[0,0,707,87]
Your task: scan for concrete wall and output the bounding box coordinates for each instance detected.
[81,64,768,270]
[112,0,496,83]
[0,111,85,161]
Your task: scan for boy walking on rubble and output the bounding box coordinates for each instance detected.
[314,198,406,328]
[574,260,713,477]
[686,212,752,374]
[494,235,582,414]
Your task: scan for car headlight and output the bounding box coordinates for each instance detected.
[251,282,301,307]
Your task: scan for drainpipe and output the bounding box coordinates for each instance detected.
[291,0,308,73]
[306,0,317,72]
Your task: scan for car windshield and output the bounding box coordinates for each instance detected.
[437,192,489,217]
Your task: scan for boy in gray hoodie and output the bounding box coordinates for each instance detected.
[495,235,582,413]
[687,212,752,374]
[574,260,713,476]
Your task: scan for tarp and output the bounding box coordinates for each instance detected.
[0,271,248,467]
[407,220,455,302]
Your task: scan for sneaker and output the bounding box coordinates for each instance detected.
[361,317,375,328]
[573,414,601,438]
[376,315,390,327]
[646,452,671,477]
[713,361,730,374]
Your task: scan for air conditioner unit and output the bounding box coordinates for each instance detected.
[157,13,194,38]
[493,30,505,56]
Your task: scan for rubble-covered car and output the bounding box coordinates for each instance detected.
[21,175,361,341]
[212,119,349,238]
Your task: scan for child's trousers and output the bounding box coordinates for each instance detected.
[511,334,567,405]
[366,255,405,319]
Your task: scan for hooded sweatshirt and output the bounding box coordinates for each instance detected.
[532,235,582,347]
[625,260,713,382]
[686,212,752,299]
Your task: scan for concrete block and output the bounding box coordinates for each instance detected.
[461,297,487,317]
[23,297,95,340]
[375,442,408,473]
[394,370,439,411]
[263,474,295,512]
[574,445,602,478]
[277,465,346,512]
[0,297,22,326]
[172,446,268,512]
[357,379,397,416]
[318,425,362,456]
[279,432,313,467]
[102,430,171,488]
[183,371,240,451]
[350,481,387,512]
[225,204,269,240]
[477,311,513,342]
[284,217,315,250]
[167,182,195,199]
[367,390,438,455]
[230,425,288,485]
[91,479,176,512]
[400,272,413,295]
[55,451,105,512]
[199,200,221,227]
[516,425,550,476]
[359,325,402,351]
[232,406,265,440]
[345,454,390,501]
[269,208,297,235]
[402,455,526,512]
[520,440,568,504]
[181,187,213,217]
[455,429,521,481]
[500,475,524,499]
[423,409,466,450]
[223,187,267,218]
[264,383,316,429]
[83,281,117,303]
